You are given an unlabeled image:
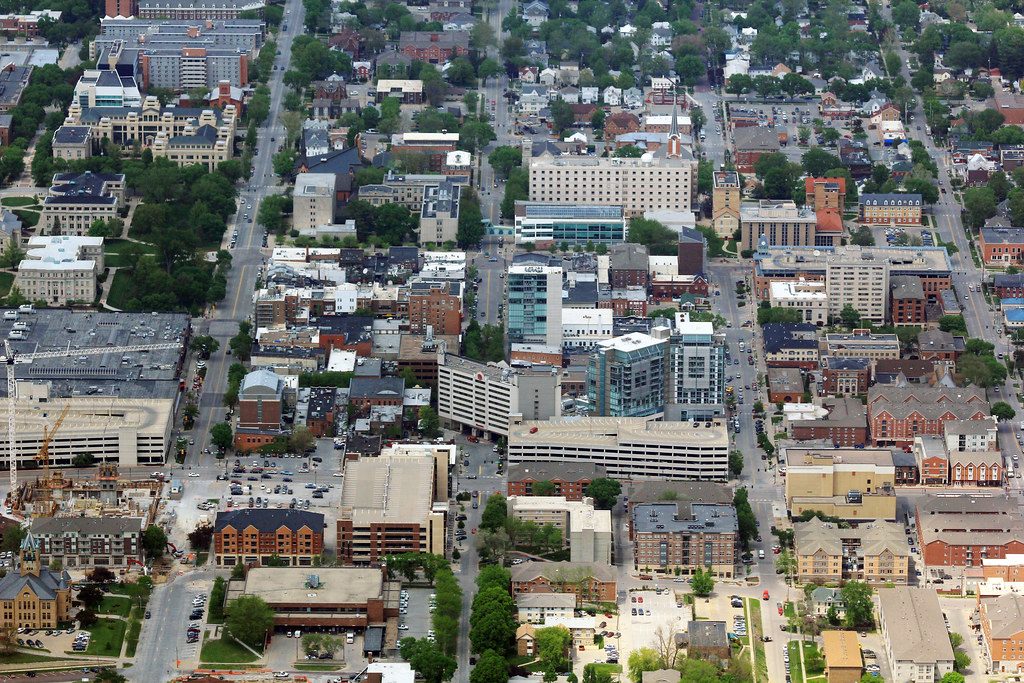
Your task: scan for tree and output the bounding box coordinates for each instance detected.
[87,566,117,587]
[532,480,556,496]
[470,650,509,683]
[419,406,441,437]
[839,304,862,328]
[77,584,104,610]
[993,401,1017,422]
[289,425,316,453]
[93,669,127,683]
[480,494,508,531]
[210,422,233,451]
[478,58,502,81]
[940,673,965,683]
[939,315,968,333]
[142,525,167,561]
[488,146,522,179]
[728,449,744,478]
[72,453,96,468]
[953,650,970,673]
[841,581,873,628]
[734,488,757,548]
[226,594,275,647]
[585,478,621,509]
[627,217,677,255]
[457,187,485,247]
[191,335,220,358]
[850,226,875,246]
[535,626,572,672]
[187,523,214,551]
[801,148,843,177]
[627,647,661,683]
[892,1,920,30]
[690,568,714,596]
[963,186,997,230]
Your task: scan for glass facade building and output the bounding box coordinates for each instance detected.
[514,202,626,245]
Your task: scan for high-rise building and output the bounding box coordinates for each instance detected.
[508,264,562,347]
[711,170,740,238]
[668,316,726,419]
[588,333,669,418]
[740,200,818,251]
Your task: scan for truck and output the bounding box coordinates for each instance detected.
[778,131,789,146]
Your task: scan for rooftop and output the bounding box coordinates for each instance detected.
[242,567,386,605]
[509,416,729,449]
[509,560,617,584]
[821,630,862,669]
[508,461,607,482]
[595,332,666,354]
[339,456,438,524]
[877,588,954,664]
[754,245,952,277]
[631,501,737,534]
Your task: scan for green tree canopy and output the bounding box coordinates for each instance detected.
[585,478,622,509]
[226,594,275,646]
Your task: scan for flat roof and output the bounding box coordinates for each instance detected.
[243,567,385,605]
[339,456,437,524]
[632,501,737,534]
[509,416,729,448]
[755,245,952,276]
[595,332,665,353]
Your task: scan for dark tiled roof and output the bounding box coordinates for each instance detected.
[214,509,325,533]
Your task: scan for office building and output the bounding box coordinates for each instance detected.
[507,462,606,501]
[980,593,1024,675]
[16,235,103,306]
[711,170,740,238]
[769,280,829,326]
[877,588,954,682]
[213,509,326,567]
[337,455,448,565]
[72,69,142,108]
[510,561,617,604]
[95,17,264,55]
[668,316,726,419]
[794,518,909,584]
[527,139,697,218]
[561,308,614,350]
[139,46,250,90]
[786,397,869,447]
[820,357,871,396]
[508,496,612,564]
[235,368,284,450]
[41,171,123,236]
[763,322,820,369]
[783,446,897,521]
[51,125,92,160]
[804,177,847,212]
[514,202,626,246]
[508,264,563,347]
[980,227,1024,266]
[587,333,669,418]
[823,331,900,360]
[740,201,817,252]
[0,533,71,629]
[631,502,737,577]
[436,353,562,439]
[31,517,143,569]
[508,415,730,481]
[294,173,336,231]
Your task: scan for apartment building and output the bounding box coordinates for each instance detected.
[418,179,461,245]
[294,173,336,231]
[631,502,737,577]
[436,353,562,440]
[41,171,123,236]
[31,517,143,569]
[824,251,891,324]
[981,593,1024,674]
[527,144,697,218]
[859,193,923,225]
[508,264,562,347]
[769,280,828,326]
[918,328,965,363]
[337,455,448,565]
[868,385,989,447]
[213,509,326,567]
[516,593,576,624]
[739,200,818,252]
[398,31,469,63]
[890,275,927,326]
[794,518,909,584]
[139,46,249,90]
[514,202,626,246]
[137,0,264,20]
[508,415,730,481]
[711,170,740,238]
[407,281,461,335]
[507,462,606,501]
[508,496,612,563]
[783,446,897,521]
[823,330,900,360]
[916,495,1024,570]
[374,80,424,104]
[945,417,998,453]
[877,588,954,682]
[804,177,847,211]
[510,561,617,604]
[762,322,820,369]
[95,17,264,56]
[667,317,727,419]
[587,333,669,418]
[16,236,104,306]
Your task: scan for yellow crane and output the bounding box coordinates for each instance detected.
[35,404,69,484]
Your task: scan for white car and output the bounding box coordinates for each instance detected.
[188,472,200,478]
[273,673,290,679]
[333,472,343,477]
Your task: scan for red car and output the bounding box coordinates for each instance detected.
[637,596,643,604]
[762,590,770,601]
[777,603,784,616]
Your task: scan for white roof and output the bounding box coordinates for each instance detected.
[596,332,665,352]
[561,307,613,325]
[367,663,416,683]
[327,348,357,373]
[674,313,714,335]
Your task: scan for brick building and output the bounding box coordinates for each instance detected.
[868,385,989,447]
[407,282,461,335]
[981,593,1024,675]
[213,509,326,567]
[604,112,640,139]
[398,32,469,63]
[510,561,617,604]
[507,462,606,501]
[992,273,1024,298]
[820,356,870,396]
[789,397,868,447]
[889,275,926,326]
[858,193,922,225]
[631,502,738,577]
[916,496,1024,570]
[804,177,847,212]
[31,517,143,569]
[608,243,650,289]
[980,228,1024,266]
[917,329,965,363]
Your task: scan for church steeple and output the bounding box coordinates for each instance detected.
[667,96,682,158]
[19,530,40,577]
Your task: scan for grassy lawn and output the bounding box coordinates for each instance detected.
[802,642,824,676]
[588,664,622,675]
[294,664,342,671]
[0,271,13,298]
[787,641,804,683]
[13,209,39,227]
[1,197,38,207]
[124,618,141,658]
[103,239,156,268]
[0,652,73,664]
[745,598,767,683]
[84,618,127,657]
[97,595,132,617]
[104,269,133,310]
[784,601,797,619]
[200,637,259,664]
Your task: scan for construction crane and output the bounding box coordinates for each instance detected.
[35,404,69,483]
[2,341,184,495]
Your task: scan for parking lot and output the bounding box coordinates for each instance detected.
[618,588,690,658]
[868,224,936,248]
[398,587,436,642]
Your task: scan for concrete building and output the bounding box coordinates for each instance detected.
[213,509,326,567]
[823,330,900,361]
[509,560,617,604]
[436,353,562,440]
[769,280,829,326]
[41,172,123,236]
[877,587,954,682]
[336,455,448,565]
[711,170,740,238]
[0,533,71,630]
[137,0,264,20]
[138,45,250,90]
[631,501,737,577]
[783,446,897,521]
[16,235,104,306]
[71,69,142,109]
[561,308,614,350]
[668,316,727,419]
[514,202,626,246]
[508,496,612,563]
[51,125,92,161]
[418,179,460,245]
[508,264,563,347]
[508,415,730,481]
[527,145,697,218]
[587,333,668,418]
[516,593,576,624]
[95,16,264,54]
[507,462,605,501]
[944,417,998,453]
[825,251,891,324]
[293,173,336,231]
[31,517,143,569]
[980,593,1024,675]
[740,200,818,252]
[794,518,909,584]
